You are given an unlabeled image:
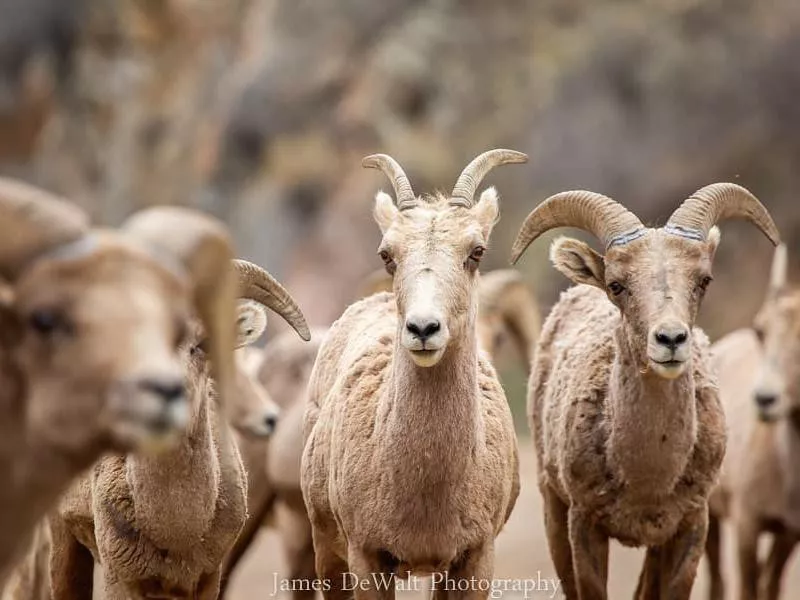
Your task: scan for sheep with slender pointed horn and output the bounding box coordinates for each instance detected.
[511,184,779,599]
[704,244,800,600]
[301,149,524,597]
[0,178,241,582]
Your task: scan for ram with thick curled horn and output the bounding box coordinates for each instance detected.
[510,183,779,600]
[0,176,288,581]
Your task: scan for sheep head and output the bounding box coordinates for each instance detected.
[511,183,779,380]
[0,178,237,455]
[364,149,527,367]
[181,260,309,438]
[751,245,800,422]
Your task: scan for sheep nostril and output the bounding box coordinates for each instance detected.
[264,415,278,431]
[755,393,778,409]
[654,327,689,351]
[406,318,441,342]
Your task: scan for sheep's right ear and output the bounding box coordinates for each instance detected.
[373,191,399,234]
[550,237,605,289]
[236,300,268,348]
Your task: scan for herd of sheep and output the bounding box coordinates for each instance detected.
[0,149,795,600]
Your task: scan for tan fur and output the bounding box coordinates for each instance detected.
[302,188,519,597]
[705,273,800,600]
[0,235,197,580]
[531,228,727,599]
[1,522,51,600]
[49,301,277,599]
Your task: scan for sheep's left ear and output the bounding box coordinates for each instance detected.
[472,187,500,238]
[236,300,268,348]
[706,226,721,262]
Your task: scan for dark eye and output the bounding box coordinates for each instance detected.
[698,275,714,292]
[28,309,69,338]
[190,339,208,357]
[466,246,485,271]
[378,249,396,275]
[754,326,765,344]
[608,281,625,296]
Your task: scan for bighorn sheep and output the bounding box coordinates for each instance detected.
[50,260,309,600]
[705,244,800,600]
[0,179,239,581]
[301,149,523,596]
[511,184,779,599]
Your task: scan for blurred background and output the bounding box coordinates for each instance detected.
[3,0,800,596]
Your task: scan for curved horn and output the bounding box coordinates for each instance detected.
[667,183,780,246]
[510,190,644,264]
[233,259,310,341]
[0,178,89,279]
[122,207,237,415]
[451,149,528,208]
[362,154,416,210]
[770,243,788,292]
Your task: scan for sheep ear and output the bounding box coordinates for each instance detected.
[472,187,500,238]
[373,191,399,234]
[236,300,268,348]
[550,237,605,289]
[706,226,721,262]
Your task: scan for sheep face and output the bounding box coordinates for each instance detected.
[752,291,800,422]
[373,188,499,367]
[6,243,193,454]
[181,299,279,438]
[550,227,720,380]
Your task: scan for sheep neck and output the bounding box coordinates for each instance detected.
[777,416,800,529]
[126,393,221,550]
[382,311,481,489]
[606,328,697,497]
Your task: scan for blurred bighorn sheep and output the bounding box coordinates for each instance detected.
[0,179,239,582]
[511,184,779,599]
[301,149,523,595]
[706,244,800,600]
[50,260,309,600]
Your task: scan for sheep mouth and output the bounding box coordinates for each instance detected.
[648,358,688,379]
[408,348,444,367]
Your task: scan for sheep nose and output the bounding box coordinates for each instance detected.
[139,378,186,404]
[755,392,778,410]
[654,324,689,351]
[264,414,278,432]
[406,317,441,342]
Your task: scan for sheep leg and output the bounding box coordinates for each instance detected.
[655,508,709,599]
[704,511,724,600]
[541,485,577,598]
[633,546,662,600]
[431,544,494,600]
[347,548,396,600]
[283,512,317,600]
[758,530,797,600]
[568,509,609,600]
[734,515,761,600]
[48,516,94,600]
[313,537,350,600]
[197,570,223,600]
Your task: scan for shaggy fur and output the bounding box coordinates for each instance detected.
[705,248,800,600]
[302,188,519,597]
[49,302,278,600]
[530,229,728,599]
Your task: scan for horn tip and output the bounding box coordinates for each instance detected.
[362,154,383,169]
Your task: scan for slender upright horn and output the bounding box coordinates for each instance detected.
[0,178,89,279]
[233,259,310,341]
[666,183,780,246]
[769,244,788,292]
[362,154,416,210]
[451,149,528,208]
[510,190,644,264]
[122,207,237,416]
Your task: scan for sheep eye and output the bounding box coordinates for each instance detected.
[190,339,208,357]
[754,326,766,344]
[378,249,396,275]
[608,281,625,296]
[28,309,68,337]
[698,275,714,292]
[466,246,485,271]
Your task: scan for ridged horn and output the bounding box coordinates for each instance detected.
[362,154,416,210]
[122,207,238,415]
[666,183,780,246]
[233,259,310,341]
[0,178,89,279]
[510,190,644,264]
[450,149,528,208]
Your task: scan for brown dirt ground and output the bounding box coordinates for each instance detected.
[224,443,800,600]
